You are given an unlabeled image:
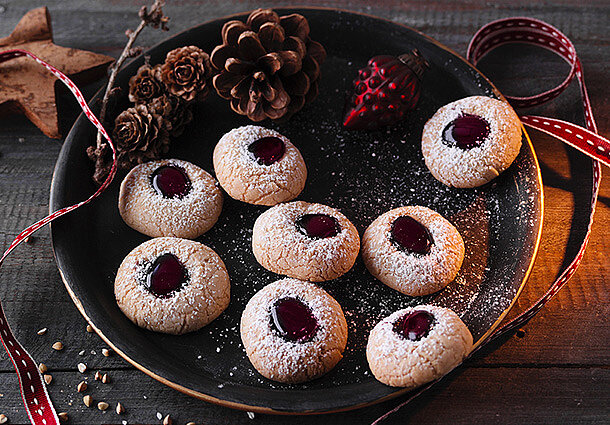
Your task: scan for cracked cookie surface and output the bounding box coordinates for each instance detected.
[421,96,522,188]
[118,159,223,239]
[362,206,464,296]
[366,305,473,388]
[115,237,230,335]
[252,201,360,282]
[241,278,348,384]
[213,125,307,206]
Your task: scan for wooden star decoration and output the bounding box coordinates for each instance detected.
[0,7,114,138]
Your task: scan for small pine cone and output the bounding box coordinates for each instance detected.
[160,46,213,102]
[210,8,326,122]
[112,104,170,169]
[128,64,165,104]
[149,94,193,137]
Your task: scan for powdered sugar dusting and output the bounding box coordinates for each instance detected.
[213,125,307,205]
[118,159,223,239]
[362,206,465,296]
[241,279,347,383]
[422,96,522,188]
[252,201,360,281]
[115,237,230,334]
[99,51,541,394]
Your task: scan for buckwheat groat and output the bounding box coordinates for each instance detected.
[241,278,348,383]
[362,206,464,296]
[252,201,360,282]
[421,96,522,188]
[366,305,473,388]
[115,237,230,335]
[118,159,223,239]
[213,125,307,206]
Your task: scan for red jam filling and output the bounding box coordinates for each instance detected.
[393,310,435,341]
[391,216,433,255]
[296,214,340,239]
[151,165,191,199]
[144,253,188,298]
[248,136,286,165]
[271,297,319,343]
[442,113,490,149]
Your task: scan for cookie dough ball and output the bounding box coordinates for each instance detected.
[422,96,522,188]
[362,206,464,296]
[213,125,307,206]
[118,159,223,239]
[241,278,348,383]
[252,201,360,282]
[115,237,230,334]
[367,305,473,388]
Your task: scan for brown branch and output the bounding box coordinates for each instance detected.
[95,0,168,149]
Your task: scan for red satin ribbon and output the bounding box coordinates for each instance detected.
[374,17,604,424]
[0,49,117,425]
[0,16,606,425]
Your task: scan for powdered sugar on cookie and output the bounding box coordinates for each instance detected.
[252,201,360,281]
[241,279,347,383]
[421,96,522,188]
[362,206,465,296]
[118,159,223,239]
[115,237,230,335]
[213,125,307,205]
[366,305,472,388]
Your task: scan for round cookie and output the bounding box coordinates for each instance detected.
[366,305,473,388]
[118,159,223,239]
[421,95,522,188]
[240,278,348,383]
[115,237,230,335]
[362,206,464,296]
[213,125,307,206]
[252,201,360,282]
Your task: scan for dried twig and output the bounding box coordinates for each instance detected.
[95,0,169,149]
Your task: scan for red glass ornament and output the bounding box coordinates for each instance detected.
[343,50,429,130]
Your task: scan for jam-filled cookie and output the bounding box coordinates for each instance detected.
[240,278,348,383]
[115,237,230,335]
[252,201,360,282]
[213,125,307,206]
[366,305,473,388]
[421,96,522,188]
[118,159,223,239]
[362,206,464,296]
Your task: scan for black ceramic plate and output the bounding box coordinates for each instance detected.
[50,8,543,414]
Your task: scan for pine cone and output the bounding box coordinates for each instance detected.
[112,104,170,168]
[128,63,165,104]
[211,8,326,121]
[159,46,213,102]
[149,94,193,137]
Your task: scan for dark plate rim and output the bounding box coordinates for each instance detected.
[50,6,545,415]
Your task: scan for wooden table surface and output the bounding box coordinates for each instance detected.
[0,1,608,424]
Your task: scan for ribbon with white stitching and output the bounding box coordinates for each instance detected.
[0,16,607,425]
[374,17,605,424]
[0,49,117,425]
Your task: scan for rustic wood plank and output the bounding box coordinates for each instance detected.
[0,367,607,424]
[0,1,608,424]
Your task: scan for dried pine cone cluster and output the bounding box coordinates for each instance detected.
[211,9,326,121]
[89,45,212,184]
[89,9,325,185]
